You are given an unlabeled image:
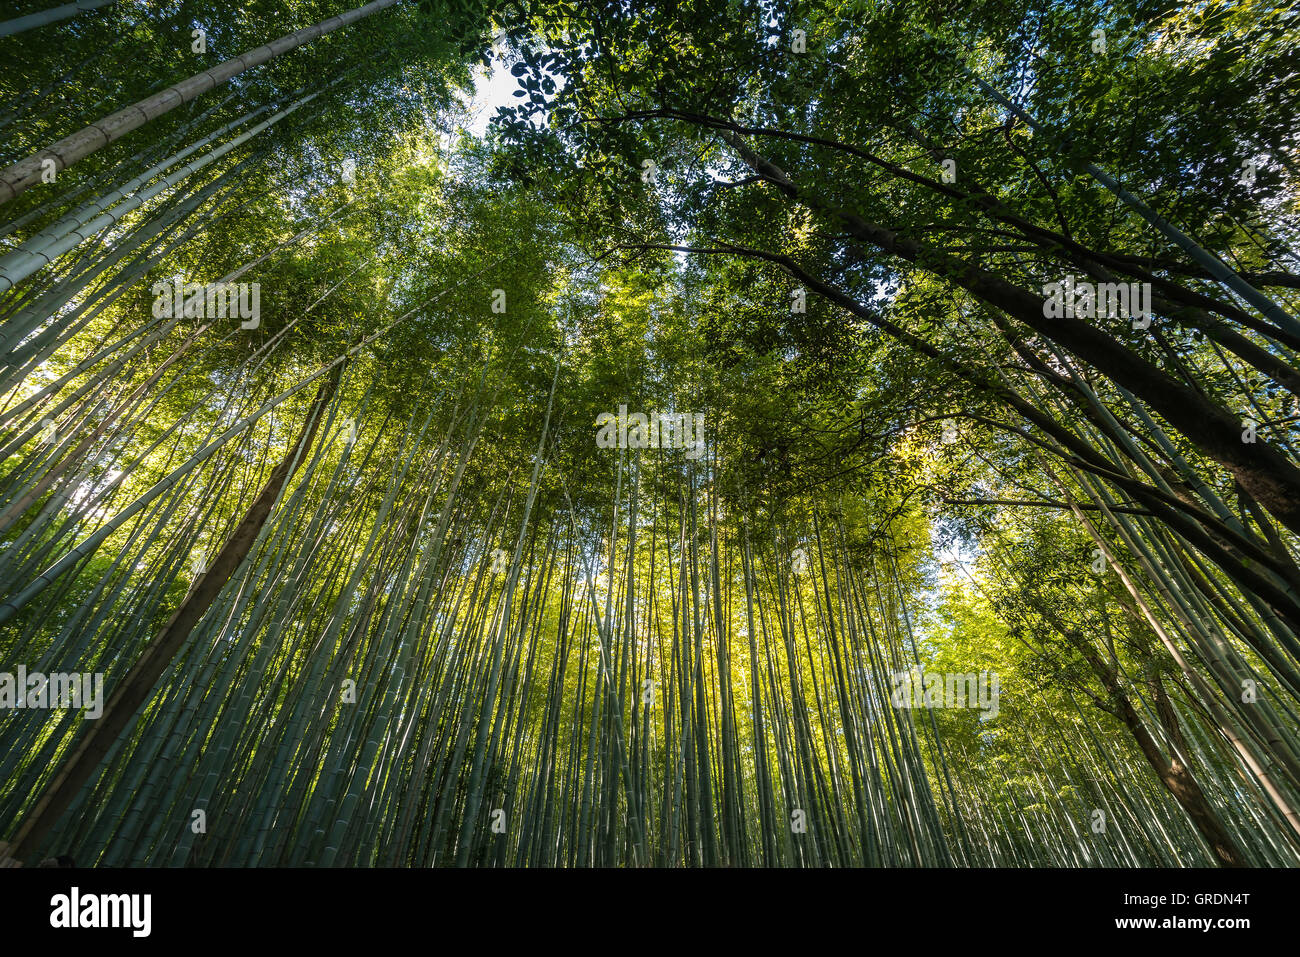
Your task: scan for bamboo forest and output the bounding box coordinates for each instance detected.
[0,0,1297,875]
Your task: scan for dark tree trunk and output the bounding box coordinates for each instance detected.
[1064,630,1247,867]
[6,367,342,862]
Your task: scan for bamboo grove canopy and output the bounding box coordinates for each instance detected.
[0,0,1298,869]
